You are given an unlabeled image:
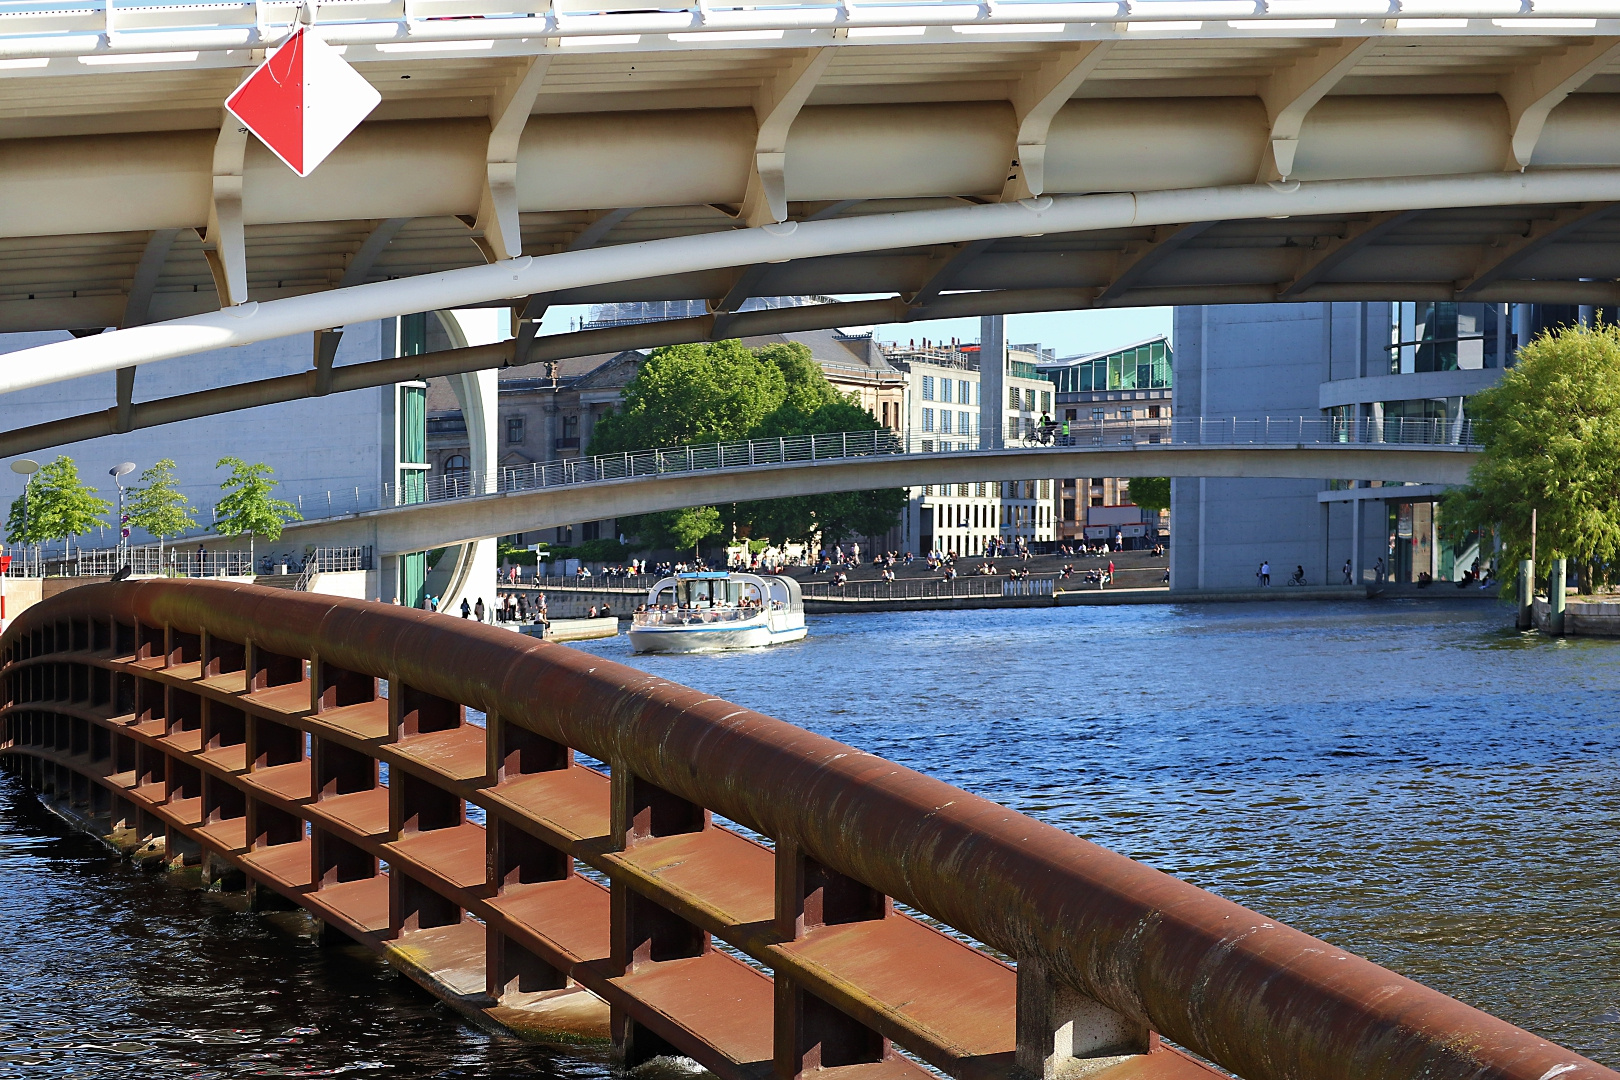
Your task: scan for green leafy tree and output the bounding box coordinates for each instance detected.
[1129,477,1171,515]
[590,340,905,556]
[731,398,906,546]
[589,340,785,452]
[1441,323,1620,595]
[213,457,301,567]
[5,456,109,553]
[126,458,197,564]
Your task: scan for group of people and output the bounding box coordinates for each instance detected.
[434,590,548,626]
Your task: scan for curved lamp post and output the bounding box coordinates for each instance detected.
[110,461,136,573]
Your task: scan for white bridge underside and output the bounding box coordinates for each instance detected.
[5,9,1620,435]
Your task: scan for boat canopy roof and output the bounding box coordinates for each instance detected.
[676,571,730,580]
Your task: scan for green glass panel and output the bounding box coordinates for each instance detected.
[402,551,428,608]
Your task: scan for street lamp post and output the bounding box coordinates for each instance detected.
[9,458,38,574]
[110,461,136,573]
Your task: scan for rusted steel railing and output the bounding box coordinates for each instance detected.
[0,580,1611,1080]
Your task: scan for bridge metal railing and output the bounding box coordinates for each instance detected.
[2,580,1606,1080]
[0,0,1604,58]
[270,416,1477,527]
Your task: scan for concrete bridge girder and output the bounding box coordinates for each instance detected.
[276,444,1479,557]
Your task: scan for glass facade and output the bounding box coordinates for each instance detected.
[1387,302,1506,373]
[1045,338,1172,394]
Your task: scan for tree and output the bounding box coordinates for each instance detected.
[126,458,197,564]
[5,455,109,553]
[590,340,906,556]
[1129,477,1171,515]
[730,398,906,546]
[213,457,301,567]
[1441,323,1620,595]
[589,340,785,453]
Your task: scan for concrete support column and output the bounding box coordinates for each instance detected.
[1350,493,1361,585]
[979,315,1005,451]
[1549,558,1567,636]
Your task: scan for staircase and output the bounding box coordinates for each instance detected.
[252,573,303,590]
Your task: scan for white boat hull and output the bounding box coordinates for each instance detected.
[628,616,806,653]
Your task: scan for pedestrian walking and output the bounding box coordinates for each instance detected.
[1343,559,1352,584]
[460,597,471,619]
[474,597,486,623]
[1260,560,1271,586]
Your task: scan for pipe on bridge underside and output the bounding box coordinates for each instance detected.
[6,579,1612,1080]
[5,166,1620,397]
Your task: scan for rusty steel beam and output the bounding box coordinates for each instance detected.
[2,580,1615,1080]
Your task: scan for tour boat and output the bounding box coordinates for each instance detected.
[628,571,807,653]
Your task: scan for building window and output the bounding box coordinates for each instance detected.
[1041,391,1052,413]
[1024,388,1036,411]
[922,408,935,432]
[975,482,985,497]
[444,455,468,484]
[507,416,524,443]
[960,379,973,405]
[1091,408,1105,421]
[924,485,933,496]
[1040,479,1051,499]
[557,415,580,450]
[1007,417,1019,440]
[1148,406,1161,418]
[922,376,935,401]
[939,411,951,434]
[1389,302,1504,373]
[1008,387,1020,410]
[940,378,952,404]
[583,520,601,541]
[1122,407,1134,421]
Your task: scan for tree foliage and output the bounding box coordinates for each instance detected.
[126,458,197,542]
[5,456,110,545]
[589,341,905,552]
[1441,324,1620,594]
[1129,477,1171,515]
[213,457,301,544]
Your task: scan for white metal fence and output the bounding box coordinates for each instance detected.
[273,415,1476,526]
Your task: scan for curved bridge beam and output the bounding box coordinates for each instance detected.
[280,443,1479,556]
[4,167,1620,397]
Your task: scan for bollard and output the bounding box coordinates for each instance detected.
[1517,559,1534,629]
[1549,558,1567,636]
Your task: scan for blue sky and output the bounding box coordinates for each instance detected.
[859,307,1172,359]
[537,304,1174,359]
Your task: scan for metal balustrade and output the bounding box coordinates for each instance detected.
[0,580,1608,1080]
[0,0,1609,58]
[263,417,1477,529]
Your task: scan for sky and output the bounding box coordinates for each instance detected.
[537,303,1174,360]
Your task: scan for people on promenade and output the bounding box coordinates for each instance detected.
[474,597,486,622]
[460,597,471,618]
[1343,559,1353,584]
[1260,561,1271,586]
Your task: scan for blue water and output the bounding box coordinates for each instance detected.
[3,599,1617,1075]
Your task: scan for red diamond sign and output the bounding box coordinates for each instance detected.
[226,26,381,178]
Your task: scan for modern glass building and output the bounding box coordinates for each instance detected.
[1171,303,1582,591]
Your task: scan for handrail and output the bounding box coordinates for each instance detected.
[0,1,1608,61]
[261,416,1478,528]
[0,579,1606,1080]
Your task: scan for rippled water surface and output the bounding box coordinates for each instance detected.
[4,599,1618,1075]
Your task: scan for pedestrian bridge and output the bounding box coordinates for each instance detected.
[2,581,1611,1080]
[277,417,1480,554]
[0,1,1617,424]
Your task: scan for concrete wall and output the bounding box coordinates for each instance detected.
[1170,303,1390,590]
[0,324,391,555]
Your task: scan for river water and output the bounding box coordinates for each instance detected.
[4,600,1618,1077]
